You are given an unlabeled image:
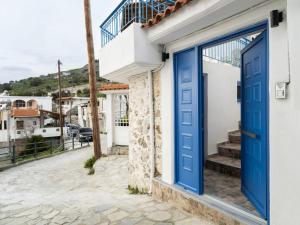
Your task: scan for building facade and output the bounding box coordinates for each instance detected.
[99,0,300,224]
[0,95,65,143]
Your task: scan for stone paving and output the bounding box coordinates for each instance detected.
[0,147,215,225]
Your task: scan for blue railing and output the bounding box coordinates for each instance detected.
[100,0,176,47]
[203,38,251,67]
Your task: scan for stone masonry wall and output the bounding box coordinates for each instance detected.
[128,73,151,191]
[153,72,162,176]
[128,72,162,192]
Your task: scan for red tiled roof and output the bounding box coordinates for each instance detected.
[99,83,129,91]
[141,0,193,29]
[11,109,39,118]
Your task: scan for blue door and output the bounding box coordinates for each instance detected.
[241,31,268,219]
[174,48,203,194]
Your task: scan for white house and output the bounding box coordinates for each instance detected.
[0,95,66,143]
[99,0,300,224]
[99,83,129,149]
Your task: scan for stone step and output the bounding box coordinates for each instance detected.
[228,130,241,144]
[205,154,241,178]
[218,142,241,159]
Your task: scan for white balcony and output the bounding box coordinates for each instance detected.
[99,23,161,83]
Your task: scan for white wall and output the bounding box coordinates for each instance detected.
[204,61,240,155]
[114,126,129,146]
[99,23,161,82]
[157,0,300,224]
[33,127,68,138]
[0,130,8,142]
[269,0,300,224]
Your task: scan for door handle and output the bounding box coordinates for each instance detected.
[241,130,258,139]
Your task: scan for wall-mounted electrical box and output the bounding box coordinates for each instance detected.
[275,82,288,99]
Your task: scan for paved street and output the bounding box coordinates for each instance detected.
[0,147,214,225]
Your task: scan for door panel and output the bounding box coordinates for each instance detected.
[241,31,268,219]
[175,48,203,194]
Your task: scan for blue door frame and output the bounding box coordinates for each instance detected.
[174,21,269,222]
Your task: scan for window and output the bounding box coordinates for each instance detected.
[4,120,7,130]
[28,101,33,107]
[16,121,24,130]
[33,121,37,126]
[0,121,2,130]
[15,100,26,108]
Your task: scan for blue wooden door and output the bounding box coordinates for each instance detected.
[241,31,268,219]
[174,48,203,194]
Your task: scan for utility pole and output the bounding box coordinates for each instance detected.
[83,0,101,159]
[57,60,64,147]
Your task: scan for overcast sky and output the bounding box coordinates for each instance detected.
[0,0,120,83]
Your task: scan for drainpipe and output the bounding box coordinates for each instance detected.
[148,62,165,194]
[148,70,155,193]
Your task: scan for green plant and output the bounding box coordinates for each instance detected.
[88,167,95,175]
[128,185,148,195]
[21,135,50,156]
[84,156,96,169]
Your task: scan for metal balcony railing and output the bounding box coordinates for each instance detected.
[100,0,176,47]
[203,38,251,67]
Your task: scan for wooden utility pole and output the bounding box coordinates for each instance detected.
[57,60,64,147]
[83,0,101,159]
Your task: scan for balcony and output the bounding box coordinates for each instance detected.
[100,0,176,47]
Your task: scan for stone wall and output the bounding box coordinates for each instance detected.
[153,72,162,176]
[152,178,247,225]
[128,72,162,191]
[128,73,151,191]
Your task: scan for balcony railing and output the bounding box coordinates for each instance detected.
[203,38,251,67]
[100,0,176,47]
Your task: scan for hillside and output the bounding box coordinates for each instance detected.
[0,60,108,96]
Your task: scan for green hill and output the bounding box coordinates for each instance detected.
[0,60,108,96]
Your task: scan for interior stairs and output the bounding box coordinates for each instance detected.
[205,130,241,177]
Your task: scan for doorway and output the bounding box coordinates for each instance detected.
[174,22,269,220]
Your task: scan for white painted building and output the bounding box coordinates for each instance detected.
[59,96,90,116]
[0,94,66,142]
[99,83,129,149]
[99,0,300,224]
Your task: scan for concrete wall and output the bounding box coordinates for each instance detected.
[204,61,240,155]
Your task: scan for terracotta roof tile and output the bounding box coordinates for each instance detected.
[141,0,193,29]
[99,83,129,91]
[12,109,40,118]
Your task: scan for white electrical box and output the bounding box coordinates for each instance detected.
[275,82,287,99]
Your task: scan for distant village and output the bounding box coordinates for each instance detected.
[0,83,129,155]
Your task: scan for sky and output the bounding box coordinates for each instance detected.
[0,0,120,83]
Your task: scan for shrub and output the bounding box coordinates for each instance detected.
[20,135,50,156]
[84,156,96,169]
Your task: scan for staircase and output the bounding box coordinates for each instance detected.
[206,130,241,177]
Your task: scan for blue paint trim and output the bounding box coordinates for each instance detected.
[173,20,270,223]
[266,22,270,225]
[174,47,203,194]
[198,46,205,194]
